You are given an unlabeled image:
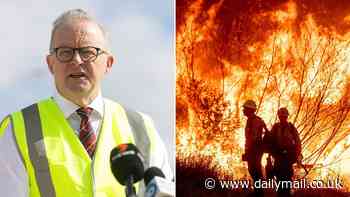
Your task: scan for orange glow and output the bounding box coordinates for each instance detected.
[176,0,350,189]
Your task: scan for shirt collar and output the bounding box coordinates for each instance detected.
[53,90,104,119]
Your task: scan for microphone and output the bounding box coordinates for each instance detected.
[110,143,145,197]
[144,167,175,197]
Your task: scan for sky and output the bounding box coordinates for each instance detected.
[0,0,175,170]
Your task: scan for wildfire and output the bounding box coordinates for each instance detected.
[176,0,350,189]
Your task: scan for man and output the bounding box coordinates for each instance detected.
[0,9,172,197]
[242,100,268,196]
[264,107,302,197]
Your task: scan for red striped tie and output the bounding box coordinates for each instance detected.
[76,107,96,158]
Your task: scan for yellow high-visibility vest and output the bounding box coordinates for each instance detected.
[0,98,158,197]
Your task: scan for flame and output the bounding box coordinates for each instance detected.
[177,0,350,188]
[273,1,297,23]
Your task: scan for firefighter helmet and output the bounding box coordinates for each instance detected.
[243,100,257,110]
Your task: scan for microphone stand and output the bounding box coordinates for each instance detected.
[125,175,137,197]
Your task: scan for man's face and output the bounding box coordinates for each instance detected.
[47,20,114,99]
[278,112,288,123]
[243,107,255,117]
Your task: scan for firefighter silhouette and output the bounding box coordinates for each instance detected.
[263,107,302,197]
[242,100,268,197]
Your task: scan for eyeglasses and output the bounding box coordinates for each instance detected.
[51,46,106,63]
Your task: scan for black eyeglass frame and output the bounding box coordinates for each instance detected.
[50,46,107,63]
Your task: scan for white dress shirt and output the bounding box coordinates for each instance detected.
[0,92,172,197]
[55,91,104,137]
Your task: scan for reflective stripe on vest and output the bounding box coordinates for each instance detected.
[124,108,150,193]
[9,98,154,197]
[125,108,150,170]
[22,104,56,196]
